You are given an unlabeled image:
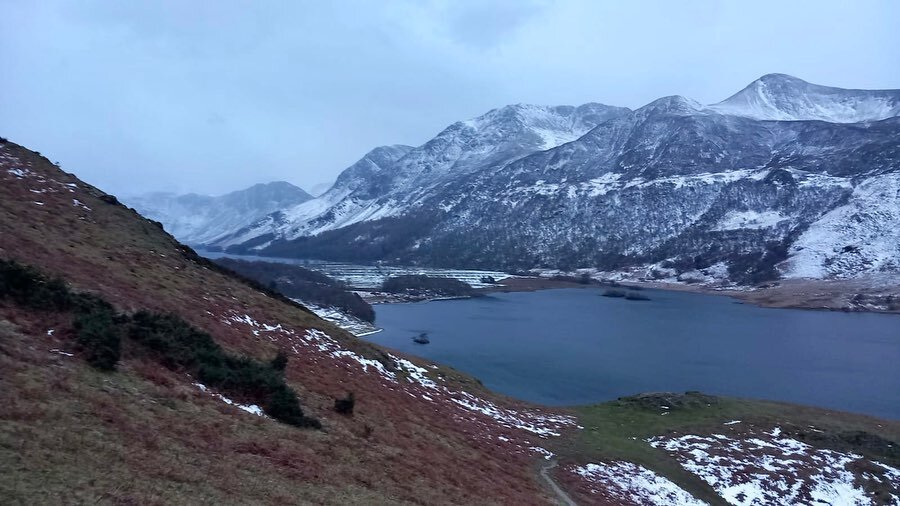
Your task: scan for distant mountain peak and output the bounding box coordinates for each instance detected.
[639,95,703,116]
[755,73,808,84]
[123,181,313,245]
[707,74,900,122]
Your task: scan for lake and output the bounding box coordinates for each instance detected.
[367,287,900,419]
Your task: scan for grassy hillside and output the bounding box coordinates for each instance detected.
[0,139,569,504]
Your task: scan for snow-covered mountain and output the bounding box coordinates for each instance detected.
[207,75,900,285]
[214,104,628,245]
[706,73,900,122]
[125,181,312,245]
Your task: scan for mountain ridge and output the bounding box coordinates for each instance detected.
[707,73,900,122]
[125,180,313,245]
[205,74,900,292]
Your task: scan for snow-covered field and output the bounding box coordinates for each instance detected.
[571,461,708,505]
[649,426,900,506]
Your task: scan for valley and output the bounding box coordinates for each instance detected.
[3,72,900,505]
[4,2,898,503]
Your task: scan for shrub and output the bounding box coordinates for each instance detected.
[268,385,321,428]
[1,261,319,429]
[73,300,121,371]
[334,392,355,415]
[128,311,224,369]
[128,311,319,428]
[0,259,72,311]
[271,350,288,372]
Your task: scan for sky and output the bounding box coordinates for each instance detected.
[1,0,898,197]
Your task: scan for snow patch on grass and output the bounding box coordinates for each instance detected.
[72,199,92,211]
[193,382,265,417]
[649,428,900,505]
[530,446,554,460]
[572,461,707,505]
[217,310,577,443]
[7,167,31,178]
[292,299,380,337]
[449,391,575,437]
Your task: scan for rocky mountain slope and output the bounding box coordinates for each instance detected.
[125,181,313,245]
[212,103,628,247]
[210,75,900,289]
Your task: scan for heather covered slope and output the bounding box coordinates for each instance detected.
[0,139,573,504]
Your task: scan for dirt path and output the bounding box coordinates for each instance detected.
[539,459,577,506]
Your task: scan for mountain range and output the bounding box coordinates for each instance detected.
[169,75,900,288]
[3,94,899,504]
[125,181,312,245]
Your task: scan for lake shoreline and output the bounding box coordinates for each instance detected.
[477,276,900,315]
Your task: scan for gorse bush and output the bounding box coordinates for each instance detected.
[0,260,121,369]
[128,311,320,428]
[73,294,121,371]
[0,259,73,311]
[334,391,355,415]
[0,259,320,429]
[128,311,223,370]
[271,350,289,372]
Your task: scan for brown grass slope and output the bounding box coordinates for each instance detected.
[0,140,568,505]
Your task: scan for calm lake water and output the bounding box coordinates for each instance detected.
[367,288,900,419]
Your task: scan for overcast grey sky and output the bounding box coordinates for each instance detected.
[2,0,898,196]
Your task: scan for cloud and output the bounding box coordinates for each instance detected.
[0,0,897,196]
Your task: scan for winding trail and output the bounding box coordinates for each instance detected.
[540,459,577,506]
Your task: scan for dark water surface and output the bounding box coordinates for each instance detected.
[367,288,900,419]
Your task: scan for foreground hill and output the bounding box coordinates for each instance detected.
[3,139,898,505]
[209,74,900,292]
[0,139,572,504]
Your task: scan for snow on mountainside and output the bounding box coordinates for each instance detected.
[125,181,312,245]
[707,73,900,122]
[212,103,628,246]
[208,74,900,287]
[783,172,900,279]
